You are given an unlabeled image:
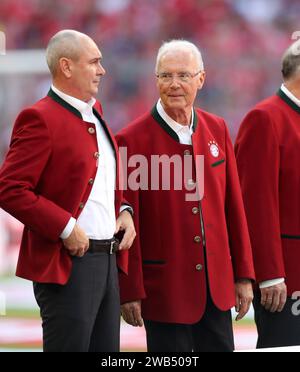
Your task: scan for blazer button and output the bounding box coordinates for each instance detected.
[194,236,201,244]
[196,264,203,271]
[192,207,199,215]
[187,179,196,187]
[94,152,100,159]
[88,127,96,134]
[184,150,191,156]
[79,202,85,210]
[88,178,94,185]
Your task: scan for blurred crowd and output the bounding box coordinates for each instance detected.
[0,0,299,273]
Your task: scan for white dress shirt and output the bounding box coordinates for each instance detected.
[52,86,127,240]
[281,83,300,107]
[156,99,194,144]
[157,98,285,289]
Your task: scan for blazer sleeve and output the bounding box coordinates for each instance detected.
[224,121,255,281]
[0,108,72,242]
[116,132,146,304]
[235,109,286,282]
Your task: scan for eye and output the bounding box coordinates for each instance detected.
[178,72,190,79]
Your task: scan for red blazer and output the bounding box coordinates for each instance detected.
[116,106,255,324]
[0,89,128,284]
[235,90,300,296]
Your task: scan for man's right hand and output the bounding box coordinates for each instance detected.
[121,300,144,327]
[261,282,287,313]
[62,224,89,258]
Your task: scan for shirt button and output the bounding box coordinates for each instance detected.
[194,236,201,244]
[94,152,100,159]
[196,264,203,271]
[192,207,199,215]
[79,202,85,210]
[184,150,191,156]
[88,127,96,134]
[88,178,94,185]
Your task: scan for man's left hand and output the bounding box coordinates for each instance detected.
[115,210,136,250]
[235,279,254,321]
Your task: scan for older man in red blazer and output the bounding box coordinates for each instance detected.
[0,30,135,352]
[117,40,255,352]
[235,40,300,348]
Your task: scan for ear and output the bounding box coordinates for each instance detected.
[197,71,206,90]
[59,57,72,79]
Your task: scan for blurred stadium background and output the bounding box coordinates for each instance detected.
[0,0,299,351]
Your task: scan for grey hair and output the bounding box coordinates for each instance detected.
[46,30,87,77]
[155,40,204,74]
[282,39,300,81]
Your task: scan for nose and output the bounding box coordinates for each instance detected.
[169,77,180,88]
[97,63,106,76]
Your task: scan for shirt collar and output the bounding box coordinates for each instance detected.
[280,84,300,108]
[51,85,96,119]
[156,99,194,135]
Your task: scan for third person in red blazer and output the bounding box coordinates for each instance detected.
[117,40,255,352]
[235,39,300,348]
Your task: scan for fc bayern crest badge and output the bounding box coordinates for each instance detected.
[208,141,219,158]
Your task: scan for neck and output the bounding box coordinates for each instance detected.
[162,104,192,126]
[52,80,91,102]
[284,80,300,101]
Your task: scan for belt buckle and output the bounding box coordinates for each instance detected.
[110,238,119,254]
[110,241,114,255]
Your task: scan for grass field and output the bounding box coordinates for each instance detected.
[0,311,257,352]
[0,276,258,352]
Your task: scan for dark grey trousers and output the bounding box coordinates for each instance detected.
[253,291,300,349]
[144,290,234,352]
[33,251,120,352]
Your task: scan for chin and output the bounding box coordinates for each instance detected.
[168,97,184,104]
[168,102,185,110]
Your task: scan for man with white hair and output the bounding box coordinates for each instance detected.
[117,40,255,352]
[235,39,300,348]
[0,30,136,352]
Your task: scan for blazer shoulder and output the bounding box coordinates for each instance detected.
[195,108,228,137]
[196,108,226,126]
[248,95,286,116]
[196,108,224,122]
[117,111,153,140]
[14,97,52,125]
[237,96,282,143]
[241,96,285,127]
[16,96,61,123]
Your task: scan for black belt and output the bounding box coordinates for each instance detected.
[88,238,120,255]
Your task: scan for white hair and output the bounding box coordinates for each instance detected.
[155,40,204,74]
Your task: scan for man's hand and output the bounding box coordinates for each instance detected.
[261,282,287,313]
[235,279,254,321]
[121,301,144,327]
[62,224,89,257]
[115,210,136,251]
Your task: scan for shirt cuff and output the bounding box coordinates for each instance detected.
[120,205,133,216]
[259,278,285,289]
[60,217,76,239]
